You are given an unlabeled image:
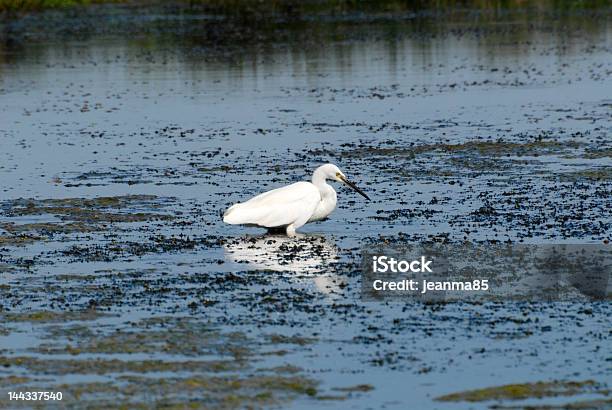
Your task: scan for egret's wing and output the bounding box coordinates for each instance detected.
[238,182,309,206]
[224,182,320,228]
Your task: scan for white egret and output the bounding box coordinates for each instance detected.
[223,163,370,236]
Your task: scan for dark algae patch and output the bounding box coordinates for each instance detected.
[4,195,164,209]
[36,317,252,358]
[332,384,375,393]
[1,221,100,234]
[0,375,319,409]
[436,380,608,402]
[489,398,612,409]
[1,310,108,323]
[557,168,612,182]
[0,376,30,386]
[0,317,320,408]
[327,139,582,160]
[0,234,39,246]
[50,374,318,409]
[0,356,244,375]
[266,334,318,346]
[3,195,174,223]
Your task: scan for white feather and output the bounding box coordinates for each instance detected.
[223,181,320,228]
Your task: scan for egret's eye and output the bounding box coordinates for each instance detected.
[336,172,341,178]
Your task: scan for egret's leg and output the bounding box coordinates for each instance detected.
[286,224,297,237]
[266,226,286,235]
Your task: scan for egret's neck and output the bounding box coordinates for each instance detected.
[309,168,338,222]
[311,168,330,190]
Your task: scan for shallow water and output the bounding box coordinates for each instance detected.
[0,3,610,409]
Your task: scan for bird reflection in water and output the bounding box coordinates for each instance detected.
[223,234,344,295]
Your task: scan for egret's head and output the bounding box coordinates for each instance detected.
[315,163,370,200]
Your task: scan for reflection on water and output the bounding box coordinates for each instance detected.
[0,2,608,90]
[223,234,344,295]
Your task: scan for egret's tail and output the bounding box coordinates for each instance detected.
[223,203,260,225]
[223,202,274,226]
[223,204,241,224]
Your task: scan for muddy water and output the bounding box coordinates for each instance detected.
[0,4,610,409]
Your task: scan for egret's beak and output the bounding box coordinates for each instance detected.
[339,175,370,201]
